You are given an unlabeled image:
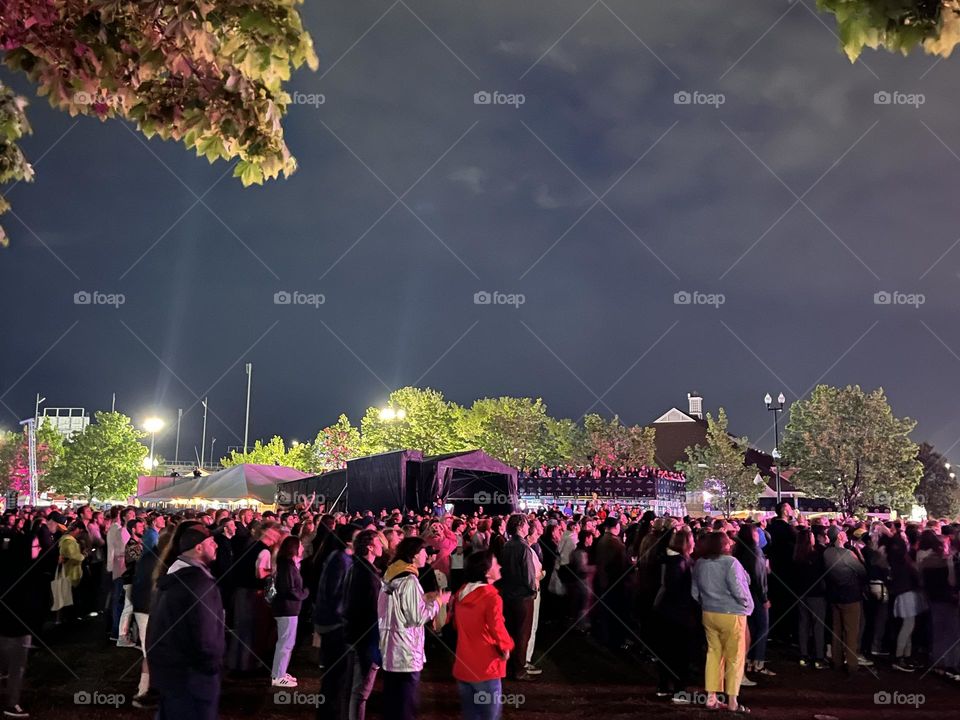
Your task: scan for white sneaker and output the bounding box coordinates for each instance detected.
[272,675,297,687]
[739,675,757,687]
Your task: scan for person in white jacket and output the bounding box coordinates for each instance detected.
[378,537,449,720]
[106,506,133,639]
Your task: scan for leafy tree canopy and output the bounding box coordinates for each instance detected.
[45,410,147,500]
[781,384,922,516]
[819,0,960,60]
[0,0,317,243]
[915,441,960,518]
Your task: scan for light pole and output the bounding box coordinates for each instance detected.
[200,398,208,468]
[764,392,786,504]
[175,408,183,465]
[210,437,217,466]
[143,417,165,475]
[244,363,252,453]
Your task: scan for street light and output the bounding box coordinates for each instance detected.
[143,417,165,474]
[379,407,407,422]
[764,392,786,504]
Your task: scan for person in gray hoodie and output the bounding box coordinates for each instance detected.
[692,531,754,714]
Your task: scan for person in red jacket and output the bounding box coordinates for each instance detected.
[451,550,515,720]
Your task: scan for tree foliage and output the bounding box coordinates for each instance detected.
[46,411,147,500]
[0,83,33,246]
[818,0,960,60]
[359,387,467,457]
[677,408,762,514]
[220,435,290,468]
[457,397,557,469]
[0,0,317,243]
[0,421,64,496]
[301,414,362,473]
[915,442,960,518]
[582,413,657,469]
[781,385,922,516]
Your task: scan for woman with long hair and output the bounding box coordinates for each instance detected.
[652,527,697,703]
[270,536,309,687]
[451,550,514,720]
[887,535,926,672]
[793,528,827,669]
[734,523,773,679]
[692,531,754,713]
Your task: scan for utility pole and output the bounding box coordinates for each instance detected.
[244,363,252,454]
[111,392,116,412]
[200,398,208,468]
[175,408,183,464]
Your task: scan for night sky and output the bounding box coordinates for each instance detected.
[2,1,960,464]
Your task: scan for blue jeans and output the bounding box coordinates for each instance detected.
[747,603,769,662]
[271,616,298,679]
[457,678,503,720]
[111,577,125,635]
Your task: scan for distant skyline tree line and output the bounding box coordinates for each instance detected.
[1,384,957,516]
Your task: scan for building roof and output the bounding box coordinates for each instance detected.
[648,408,798,494]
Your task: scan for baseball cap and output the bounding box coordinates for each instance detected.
[178,525,212,553]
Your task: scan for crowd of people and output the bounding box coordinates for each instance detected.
[519,464,686,481]
[0,499,958,719]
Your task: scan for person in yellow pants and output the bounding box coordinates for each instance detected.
[703,611,747,700]
[692,531,754,714]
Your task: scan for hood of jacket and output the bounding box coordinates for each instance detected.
[384,560,418,584]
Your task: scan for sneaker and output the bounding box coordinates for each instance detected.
[282,673,298,684]
[857,655,874,667]
[893,660,915,673]
[799,658,809,668]
[655,691,671,698]
[272,675,297,687]
[872,650,890,657]
[117,638,138,648]
[131,695,157,710]
[524,663,543,676]
[3,706,28,719]
[813,660,827,670]
[739,676,757,687]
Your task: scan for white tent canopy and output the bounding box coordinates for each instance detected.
[139,464,311,504]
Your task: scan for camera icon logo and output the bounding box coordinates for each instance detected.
[674,290,692,305]
[74,290,92,305]
[274,291,292,305]
[874,691,892,705]
[275,691,292,705]
[474,91,492,105]
[674,91,692,105]
[474,291,492,305]
[873,290,891,305]
[74,691,92,705]
[474,691,492,705]
[474,491,492,504]
[874,91,891,105]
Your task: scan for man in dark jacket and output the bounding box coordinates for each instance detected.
[496,514,537,680]
[343,529,383,720]
[766,501,798,640]
[314,524,358,720]
[592,517,628,649]
[823,525,867,673]
[146,525,224,720]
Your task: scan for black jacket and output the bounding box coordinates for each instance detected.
[146,560,225,695]
[131,546,161,614]
[653,553,696,626]
[344,556,382,662]
[271,558,309,617]
[496,536,536,600]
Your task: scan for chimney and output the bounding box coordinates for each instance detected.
[687,392,703,419]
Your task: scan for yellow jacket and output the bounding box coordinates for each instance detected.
[59,534,84,587]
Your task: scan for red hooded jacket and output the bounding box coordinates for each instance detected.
[451,583,515,682]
